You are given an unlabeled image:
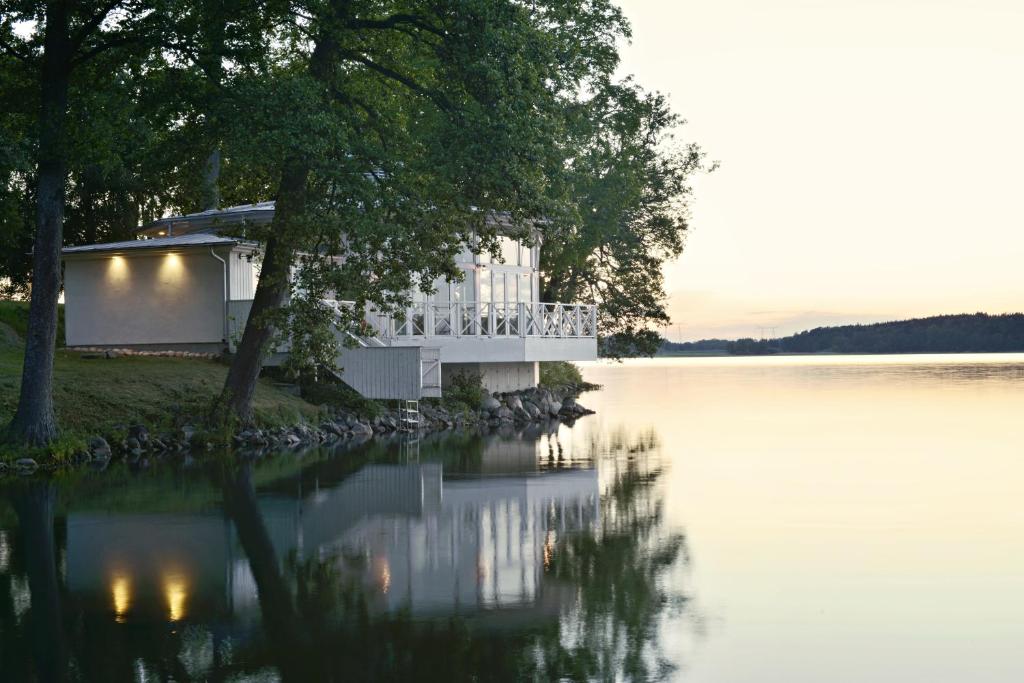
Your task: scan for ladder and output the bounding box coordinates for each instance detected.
[398,399,420,431]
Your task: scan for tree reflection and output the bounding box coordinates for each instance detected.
[0,429,689,682]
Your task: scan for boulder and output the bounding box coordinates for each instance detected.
[496,406,514,422]
[15,458,38,474]
[88,436,112,459]
[350,421,373,437]
[481,396,501,412]
[128,424,149,444]
[522,401,541,419]
[506,395,524,412]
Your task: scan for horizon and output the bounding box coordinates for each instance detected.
[658,310,1024,344]
[616,0,1024,342]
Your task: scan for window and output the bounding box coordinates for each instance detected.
[519,272,533,303]
[500,237,520,265]
[520,242,533,269]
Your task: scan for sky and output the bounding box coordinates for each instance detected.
[615,0,1024,341]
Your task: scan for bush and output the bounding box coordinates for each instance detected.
[442,371,487,414]
[539,361,583,389]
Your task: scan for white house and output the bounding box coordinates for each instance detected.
[62,202,597,399]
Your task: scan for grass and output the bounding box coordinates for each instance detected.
[0,302,321,462]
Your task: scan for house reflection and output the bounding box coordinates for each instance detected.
[65,436,598,627]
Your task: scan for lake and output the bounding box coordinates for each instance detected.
[2,354,1023,681]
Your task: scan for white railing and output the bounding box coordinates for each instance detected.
[228,299,597,345]
[360,301,597,340]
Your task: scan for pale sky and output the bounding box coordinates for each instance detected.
[616,0,1024,341]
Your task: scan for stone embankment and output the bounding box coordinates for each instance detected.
[0,385,594,475]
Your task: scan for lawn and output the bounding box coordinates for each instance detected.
[0,306,320,460]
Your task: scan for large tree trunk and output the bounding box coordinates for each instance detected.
[217,161,309,423]
[215,36,337,424]
[13,483,68,682]
[223,464,305,681]
[7,2,71,447]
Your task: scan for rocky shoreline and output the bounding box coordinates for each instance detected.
[0,384,595,476]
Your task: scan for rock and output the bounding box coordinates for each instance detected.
[15,458,38,474]
[481,396,501,412]
[0,461,7,473]
[522,400,541,419]
[283,433,302,447]
[179,425,196,443]
[350,421,373,437]
[128,424,149,444]
[321,421,344,437]
[496,406,514,422]
[513,406,531,422]
[104,350,122,359]
[126,436,141,451]
[506,395,524,412]
[88,435,112,459]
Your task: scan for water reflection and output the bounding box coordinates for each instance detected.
[0,424,687,681]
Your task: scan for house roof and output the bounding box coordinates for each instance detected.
[142,201,276,235]
[62,233,254,256]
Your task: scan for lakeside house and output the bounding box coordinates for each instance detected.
[61,202,597,399]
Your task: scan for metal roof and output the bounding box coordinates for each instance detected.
[62,233,252,255]
[144,201,276,233]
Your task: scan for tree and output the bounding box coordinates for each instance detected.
[215,0,632,423]
[541,79,713,357]
[1,1,164,446]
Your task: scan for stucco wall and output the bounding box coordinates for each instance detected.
[64,249,228,347]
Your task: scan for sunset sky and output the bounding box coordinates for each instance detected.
[616,0,1024,341]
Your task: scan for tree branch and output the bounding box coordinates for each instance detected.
[337,48,453,113]
[346,14,445,38]
[70,0,124,49]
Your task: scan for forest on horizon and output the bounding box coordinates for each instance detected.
[650,313,1024,356]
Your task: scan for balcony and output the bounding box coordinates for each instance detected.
[362,302,598,341]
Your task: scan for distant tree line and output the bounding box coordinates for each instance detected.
[608,313,1024,357]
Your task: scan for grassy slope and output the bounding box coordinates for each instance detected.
[0,302,319,459]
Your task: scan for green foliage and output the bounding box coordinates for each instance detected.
[538,360,584,388]
[541,80,714,357]
[441,371,488,413]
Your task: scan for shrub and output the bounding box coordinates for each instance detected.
[539,361,583,389]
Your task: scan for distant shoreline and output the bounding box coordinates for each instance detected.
[630,349,1024,359]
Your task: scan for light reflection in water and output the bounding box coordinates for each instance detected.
[164,573,188,622]
[111,573,131,623]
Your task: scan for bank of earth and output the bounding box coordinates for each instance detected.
[0,315,594,474]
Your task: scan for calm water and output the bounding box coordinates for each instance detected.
[2,354,1023,682]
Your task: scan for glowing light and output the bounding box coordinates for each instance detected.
[377,558,391,594]
[164,574,188,622]
[106,255,128,283]
[157,230,166,236]
[543,531,555,571]
[111,574,131,623]
[159,252,185,283]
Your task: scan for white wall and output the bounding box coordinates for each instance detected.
[443,361,538,393]
[64,249,228,347]
[228,252,259,300]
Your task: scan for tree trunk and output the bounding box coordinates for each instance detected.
[216,36,337,423]
[13,483,67,682]
[223,464,305,681]
[7,2,72,447]
[217,161,309,423]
